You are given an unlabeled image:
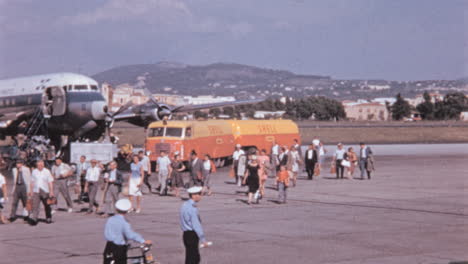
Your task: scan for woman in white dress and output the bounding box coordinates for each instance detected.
[128,155,144,213]
[287,145,301,187]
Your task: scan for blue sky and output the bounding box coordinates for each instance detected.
[0,0,466,80]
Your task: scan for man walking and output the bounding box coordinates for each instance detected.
[359,142,374,180]
[103,198,151,264]
[232,144,245,186]
[85,159,102,213]
[9,160,31,222]
[189,151,203,187]
[103,161,123,217]
[29,160,54,225]
[76,155,89,203]
[333,143,346,179]
[180,186,210,264]
[51,157,73,213]
[271,140,280,175]
[156,150,171,196]
[304,144,318,180]
[138,151,152,193]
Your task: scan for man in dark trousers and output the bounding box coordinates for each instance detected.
[359,142,374,180]
[9,160,31,222]
[180,186,210,264]
[304,144,318,180]
[103,198,151,264]
[189,151,203,187]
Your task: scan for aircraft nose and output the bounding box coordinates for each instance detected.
[91,101,108,120]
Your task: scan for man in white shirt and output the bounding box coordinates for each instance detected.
[271,141,280,176]
[103,161,123,216]
[138,151,152,193]
[333,143,346,179]
[29,160,54,225]
[232,144,245,185]
[51,157,73,213]
[304,145,318,180]
[156,151,172,196]
[85,159,102,213]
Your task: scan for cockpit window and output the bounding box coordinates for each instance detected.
[74,85,88,90]
[165,127,182,137]
[149,127,164,137]
[90,85,98,91]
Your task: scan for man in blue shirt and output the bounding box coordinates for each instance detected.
[103,198,151,264]
[180,186,209,264]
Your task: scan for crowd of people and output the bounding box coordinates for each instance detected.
[0,137,375,264]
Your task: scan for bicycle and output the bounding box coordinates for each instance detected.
[127,244,159,264]
[107,244,159,264]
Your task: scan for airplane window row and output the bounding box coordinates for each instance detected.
[35,84,99,92]
[0,97,20,106]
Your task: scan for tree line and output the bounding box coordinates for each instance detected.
[391,92,468,120]
[193,96,346,121]
[191,91,467,121]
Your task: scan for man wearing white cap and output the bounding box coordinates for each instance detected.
[103,198,151,264]
[180,186,210,264]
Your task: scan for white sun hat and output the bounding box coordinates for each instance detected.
[115,199,132,212]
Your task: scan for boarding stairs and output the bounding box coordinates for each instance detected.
[25,108,47,139]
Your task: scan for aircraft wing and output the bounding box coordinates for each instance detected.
[111,98,264,128]
[0,108,37,131]
[172,98,264,113]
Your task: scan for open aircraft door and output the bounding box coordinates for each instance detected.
[43,86,66,116]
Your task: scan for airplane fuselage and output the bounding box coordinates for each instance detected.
[0,72,108,140]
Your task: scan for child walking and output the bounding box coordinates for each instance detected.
[276,165,289,204]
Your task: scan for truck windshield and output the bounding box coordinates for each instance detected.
[165,127,183,137]
[149,127,164,137]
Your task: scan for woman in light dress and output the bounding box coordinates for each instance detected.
[128,155,144,213]
[287,145,301,187]
[345,147,358,179]
[257,149,270,196]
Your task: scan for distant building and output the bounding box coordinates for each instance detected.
[153,94,188,106]
[408,92,444,107]
[183,95,235,105]
[111,85,148,110]
[460,112,468,121]
[372,97,396,105]
[101,82,113,106]
[254,111,285,119]
[344,102,389,121]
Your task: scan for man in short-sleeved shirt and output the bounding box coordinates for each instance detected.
[29,160,54,225]
[156,151,171,195]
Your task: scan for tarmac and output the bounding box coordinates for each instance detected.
[0,150,467,264]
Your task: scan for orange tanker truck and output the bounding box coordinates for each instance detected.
[145,119,300,167]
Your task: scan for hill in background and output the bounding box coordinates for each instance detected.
[92,62,467,100]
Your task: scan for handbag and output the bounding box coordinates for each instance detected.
[341,160,351,168]
[47,196,57,205]
[330,163,336,174]
[254,190,262,200]
[26,198,33,212]
[313,164,320,176]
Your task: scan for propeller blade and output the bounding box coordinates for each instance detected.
[143,88,159,105]
[112,101,134,117]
